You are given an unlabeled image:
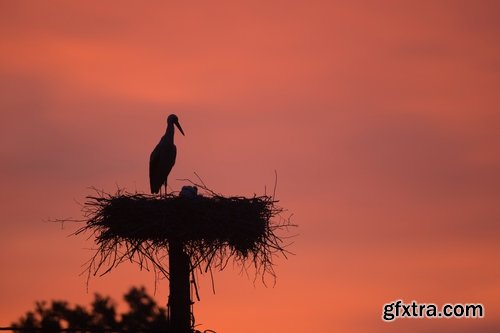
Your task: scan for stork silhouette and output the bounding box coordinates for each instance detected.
[149,114,185,195]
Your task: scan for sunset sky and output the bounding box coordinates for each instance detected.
[1,1,500,332]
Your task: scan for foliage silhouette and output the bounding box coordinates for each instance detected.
[12,286,168,332]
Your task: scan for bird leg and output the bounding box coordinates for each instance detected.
[164,183,168,197]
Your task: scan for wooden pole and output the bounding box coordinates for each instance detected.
[168,239,191,333]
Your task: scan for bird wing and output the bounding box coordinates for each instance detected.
[149,143,163,193]
[149,141,177,194]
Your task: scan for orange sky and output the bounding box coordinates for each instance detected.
[1,1,500,332]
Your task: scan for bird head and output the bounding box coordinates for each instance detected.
[167,114,185,136]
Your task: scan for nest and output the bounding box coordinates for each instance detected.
[75,187,293,284]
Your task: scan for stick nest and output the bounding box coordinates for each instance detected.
[75,187,294,284]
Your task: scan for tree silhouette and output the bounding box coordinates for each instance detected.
[12,286,168,332]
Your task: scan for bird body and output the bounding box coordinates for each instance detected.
[149,114,185,195]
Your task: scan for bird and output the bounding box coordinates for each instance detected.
[149,114,185,195]
[179,185,198,199]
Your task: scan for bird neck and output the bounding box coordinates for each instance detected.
[165,123,175,144]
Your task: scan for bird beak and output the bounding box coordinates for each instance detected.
[175,121,185,136]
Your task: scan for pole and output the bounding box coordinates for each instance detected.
[168,239,191,333]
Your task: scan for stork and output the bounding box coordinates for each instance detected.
[149,114,185,195]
